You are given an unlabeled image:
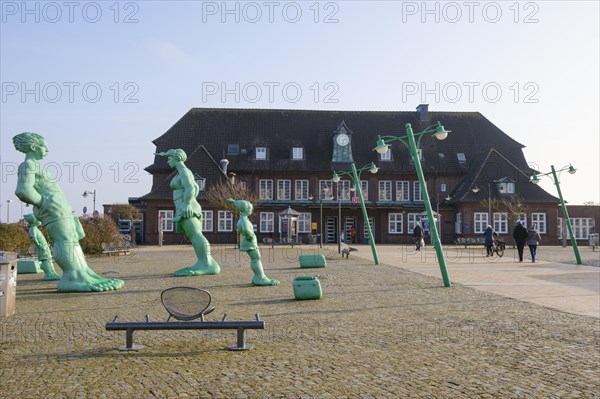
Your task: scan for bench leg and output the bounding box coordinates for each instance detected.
[117,328,143,351]
[229,327,252,351]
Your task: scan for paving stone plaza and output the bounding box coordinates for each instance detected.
[1,244,599,398]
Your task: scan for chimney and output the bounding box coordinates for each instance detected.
[220,159,229,175]
[416,104,429,121]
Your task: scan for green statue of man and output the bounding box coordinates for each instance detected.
[227,198,280,286]
[23,213,60,281]
[13,132,124,291]
[155,149,220,276]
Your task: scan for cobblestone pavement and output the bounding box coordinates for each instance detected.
[1,244,599,398]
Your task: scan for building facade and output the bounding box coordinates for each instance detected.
[136,106,596,246]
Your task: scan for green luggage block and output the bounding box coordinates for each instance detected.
[17,258,42,274]
[299,254,326,268]
[293,276,322,300]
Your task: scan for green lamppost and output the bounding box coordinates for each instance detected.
[332,162,380,265]
[374,121,452,287]
[530,164,581,265]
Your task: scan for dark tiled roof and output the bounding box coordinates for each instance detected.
[145,108,530,176]
[448,148,559,203]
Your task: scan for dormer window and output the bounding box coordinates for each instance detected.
[457,153,466,163]
[380,148,392,161]
[497,182,515,194]
[256,147,267,160]
[292,147,304,160]
[227,144,240,155]
[194,174,206,191]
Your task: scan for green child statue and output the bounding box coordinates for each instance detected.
[23,213,60,281]
[227,198,279,286]
[13,132,124,292]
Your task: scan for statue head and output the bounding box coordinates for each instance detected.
[13,132,47,156]
[154,148,187,166]
[24,213,40,226]
[227,198,253,216]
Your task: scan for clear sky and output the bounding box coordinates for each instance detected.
[1,0,598,223]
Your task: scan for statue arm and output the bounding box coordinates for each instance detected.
[15,161,42,206]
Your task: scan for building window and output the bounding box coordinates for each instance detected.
[194,175,206,192]
[240,181,247,190]
[380,148,392,161]
[292,147,304,160]
[227,144,240,155]
[396,181,410,202]
[259,179,273,200]
[498,182,515,194]
[457,153,466,163]
[493,212,508,234]
[360,180,368,201]
[413,181,424,202]
[297,213,311,233]
[319,180,333,199]
[218,211,233,232]
[474,212,488,234]
[158,210,174,232]
[379,181,392,201]
[531,213,547,234]
[557,218,563,240]
[570,218,595,240]
[409,148,423,161]
[407,213,419,233]
[388,213,403,234]
[277,179,291,200]
[260,212,274,233]
[295,180,309,200]
[202,210,213,232]
[338,180,352,201]
[256,147,267,160]
[441,183,447,192]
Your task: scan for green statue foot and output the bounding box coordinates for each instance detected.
[174,260,221,277]
[57,270,124,292]
[43,272,61,281]
[252,276,280,286]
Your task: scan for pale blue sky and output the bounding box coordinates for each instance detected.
[1,1,598,222]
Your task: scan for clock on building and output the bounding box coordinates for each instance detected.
[331,121,354,163]
[336,133,350,146]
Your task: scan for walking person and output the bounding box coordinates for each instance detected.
[512,220,528,262]
[484,225,498,257]
[412,222,424,251]
[526,223,541,263]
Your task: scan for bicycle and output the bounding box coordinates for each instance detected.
[493,238,506,257]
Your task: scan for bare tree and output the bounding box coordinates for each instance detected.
[205,180,259,215]
[501,196,529,226]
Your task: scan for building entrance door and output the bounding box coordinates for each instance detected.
[325,217,337,243]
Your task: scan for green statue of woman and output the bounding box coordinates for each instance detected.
[155,149,220,276]
[23,213,60,281]
[227,198,280,286]
[13,132,124,292]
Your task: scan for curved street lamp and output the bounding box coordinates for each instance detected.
[530,164,581,264]
[332,162,380,265]
[374,121,452,287]
[82,190,97,214]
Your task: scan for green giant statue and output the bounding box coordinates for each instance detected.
[155,149,220,276]
[23,213,60,281]
[227,198,280,286]
[13,132,124,292]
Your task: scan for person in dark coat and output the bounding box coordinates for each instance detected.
[484,225,498,257]
[526,223,542,263]
[412,222,424,251]
[512,220,528,262]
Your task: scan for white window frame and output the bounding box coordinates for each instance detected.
[292,147,304,160]
[557,217,563,240]
[297,213,311,233]
[570,218,595,240]
[259,179,273,200]
[256,147,267,160]
[379,181,392,202]
[413,181,424,202]
[295,180,309,201]
[202,210,213,232]
[440,183,447,192]
[408,213,419,233]
[360,180,368,201]
[158,210,174,232]
[388,213,403,234]
[319,180,333,200]
[218,211,233,232]
[260,212,274,233]
[396,181,410,202]
[493,212,508,234]
[380,148,392,161]
[277,179,291,200]
[531,213,547,234]
[474,212,488,234]
[338,180,352,201]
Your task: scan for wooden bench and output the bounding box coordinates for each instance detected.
[101,242,132,256]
